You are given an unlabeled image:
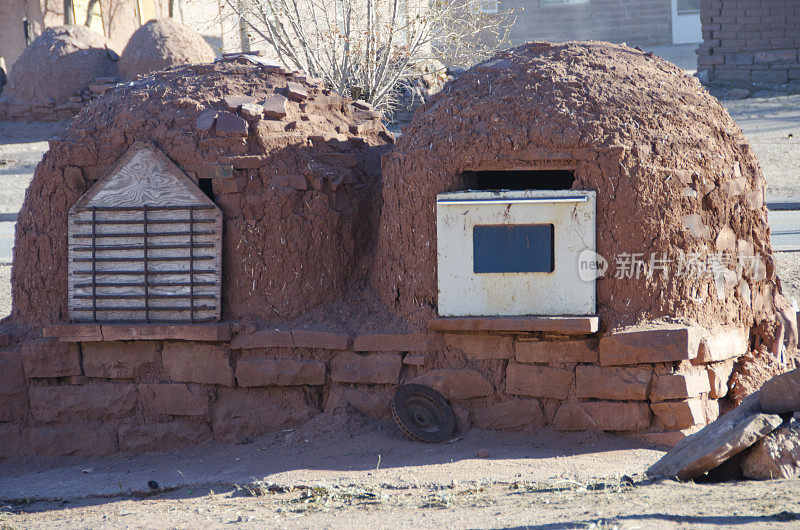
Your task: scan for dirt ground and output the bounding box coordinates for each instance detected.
[775,253,800,305]
[2,412,800,529]
[722,92,800,204]
[5,476,800,529]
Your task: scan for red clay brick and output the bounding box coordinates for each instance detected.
[101,323,231,342]
[29,423,118,457]
[162,342,234,386]
[211,388,317,443]
[650,372,711,402]
[43,323,102,342]
[230,330,294,349]
[444,334,513,360]
[695,327,748,363]
[409,369,494,400]
[505,363,574,400]
[291,330,352,350]
[515,339,598,364]
[21,340,81,378]
[138,383,209,417]
[82,341,161,379]
[119,420,211,453]
[353,333,438,352]
[235,359,326,387]
[576,366,652,401]
[581,401,651,432]
[330,353,401,384]
[651,399,706,430]
[0,352,25,395]
[0,424,29,457]
[29,384,137,422]
[598,324,702,366]
[472,400,544,430]
[325,386,392,420]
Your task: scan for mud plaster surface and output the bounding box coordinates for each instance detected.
[118,18,216,82]
[2,26,119,107]
[373,41,783,333]
[10,61,392,333]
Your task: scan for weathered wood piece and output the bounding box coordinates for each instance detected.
[646,393,783,481]
[67,143,223,323]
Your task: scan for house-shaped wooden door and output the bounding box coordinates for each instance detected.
[67,143,222,323]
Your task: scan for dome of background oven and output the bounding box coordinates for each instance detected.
[1,25,119,107]
[372,40,784,332]
[11,60,393,329]
[118,18,216,81]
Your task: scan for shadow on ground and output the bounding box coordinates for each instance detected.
[0,411,665,508]
[501,510,800,529]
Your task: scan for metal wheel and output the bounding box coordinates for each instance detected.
[392,384,455,443]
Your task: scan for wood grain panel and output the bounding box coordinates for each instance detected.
[67,144,223,323]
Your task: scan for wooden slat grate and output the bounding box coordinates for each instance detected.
[68,204,222,323]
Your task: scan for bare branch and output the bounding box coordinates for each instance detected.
[189,0,516,112]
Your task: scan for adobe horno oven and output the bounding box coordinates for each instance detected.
[436,188,596,317]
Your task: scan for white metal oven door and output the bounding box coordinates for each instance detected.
[436,190,596,316]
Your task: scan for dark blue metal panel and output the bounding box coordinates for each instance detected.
[473,224,554,273]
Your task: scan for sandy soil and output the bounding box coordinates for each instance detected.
[722,93,800,203]
[2,414,800,529]
[4,478,800,529]
[775,252,800,306]
[0,265,10,319]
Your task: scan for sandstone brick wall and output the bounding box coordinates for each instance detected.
[0,76,118,120]
[0,322,748,457]
[501,0,672,47]
[698,0,800,85]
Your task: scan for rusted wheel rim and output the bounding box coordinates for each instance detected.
[392,384,455,443]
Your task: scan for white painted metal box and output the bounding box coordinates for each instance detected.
[436,190,596,317]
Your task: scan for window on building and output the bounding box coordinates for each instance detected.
[540,0,589,6]
[476,0,499,14]
[677,0,700,14]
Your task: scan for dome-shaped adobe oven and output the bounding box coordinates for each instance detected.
[373,41,784,334]
[12,59,393,329]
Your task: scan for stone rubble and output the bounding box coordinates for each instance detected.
[649,368,800,482]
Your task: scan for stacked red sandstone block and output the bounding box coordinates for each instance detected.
[423,324,745,446]
[0,321,748,457]
[0,326,424,457]
[698,0,800,85]
[0,76,119,121]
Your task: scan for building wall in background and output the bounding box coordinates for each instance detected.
[698,0,800,85]
[500,0,673,47]
[0,0,48,74]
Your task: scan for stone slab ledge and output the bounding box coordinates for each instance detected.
[44,323,232,342]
